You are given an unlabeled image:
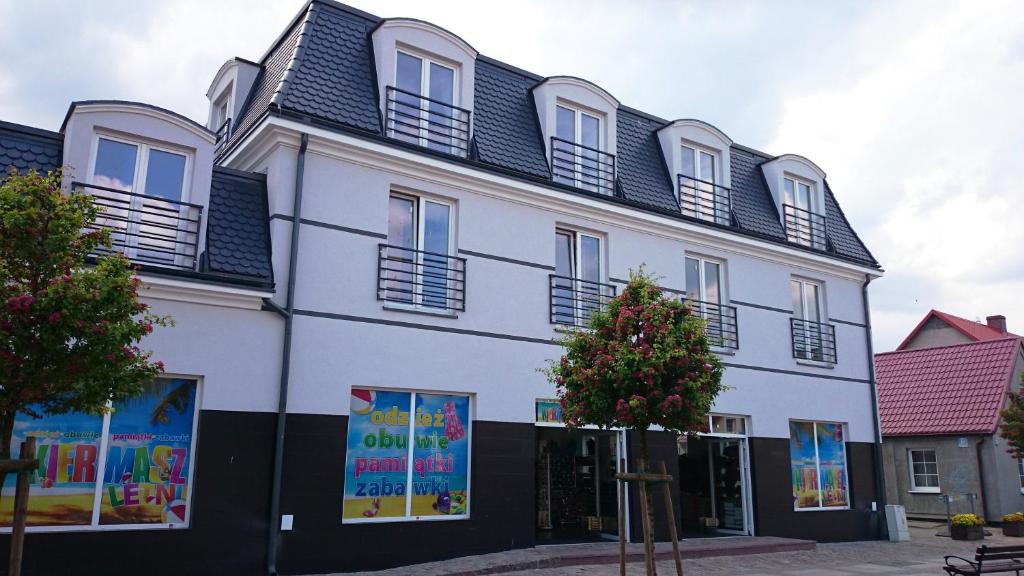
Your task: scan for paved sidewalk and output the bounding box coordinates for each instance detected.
[327,522,1018,576]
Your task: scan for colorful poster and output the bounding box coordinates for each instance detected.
[100,379,197,525]
[789,421,819,509]
[343,389,412,520]
[0,409,103,527]
[535,400,562,424]
[410,394,469,517]
[816,422,849,508]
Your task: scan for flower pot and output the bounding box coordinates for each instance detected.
[1004,522,1024,537]
[952,524,984,541]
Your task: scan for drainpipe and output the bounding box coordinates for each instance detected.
[976,436,991,521]
[862,275,888,538]
[267,133,308,576]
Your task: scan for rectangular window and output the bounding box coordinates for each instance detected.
[909,450,940,492]
[0,378,200,531]
[552,229,608,326]
[390,50,465,155]
[552,104,609,194]
[791,278,834,363]
[679,144,724,223]
[381,193,462,311]
[782,176,826,249]
[342,388,472,523]
[1019,459,1024,494]
[685,256,736,348]
[789,420,849,510]
[89,135,197,269]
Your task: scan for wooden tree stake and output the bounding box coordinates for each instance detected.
[618,457,627,576]
[9,436,36,576]
[659,461,684,576]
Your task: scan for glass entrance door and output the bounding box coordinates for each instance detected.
[708,439,746,533]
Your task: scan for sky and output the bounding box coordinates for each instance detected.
[1,0,1022,351]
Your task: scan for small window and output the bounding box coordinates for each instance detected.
[789,420,850,510]
[909,450,940,492]
[86,135,199,270]
[783,176,826,249]
[387,50,467,156]
[680,144,726,223]
[551,229,611,326]
[685,256,737,349]
[551,104,613,195]
[212,93,230,133]
[380,193,464,311]
[1019,459,1024,494]
[791,278,835,363]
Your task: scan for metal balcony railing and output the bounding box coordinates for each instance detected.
[73,181,202,271]
[385,86,471,157]
[550,136,616,196]
[213,118,231,156]
[790,318,837,364]
[549,275,617,327]
[377,244,467,312]
[678,174,731,225]
[685,299,739,349]
[783,204,827,250]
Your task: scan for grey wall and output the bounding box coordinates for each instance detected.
[883,435,987,519]
[901,316,973,350]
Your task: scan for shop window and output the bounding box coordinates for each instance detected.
[788,420,849,510]
[343,388,471,522]
[0,378,200,530]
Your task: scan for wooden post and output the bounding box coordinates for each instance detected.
[9,436,36,576]
[659,461,683,576]
[637,457,656,576]
[618,457,626,576]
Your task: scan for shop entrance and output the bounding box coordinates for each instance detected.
[677,416,752,536]
[535,427,622,543]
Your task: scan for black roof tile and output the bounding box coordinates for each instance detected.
[204,168,274,283]
[616,110,677,212]
[0,121,62,174]
[226,0,880,268]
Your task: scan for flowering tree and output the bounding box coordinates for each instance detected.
[0,169,170,471]
[548,269,726,466]
[999,375,1024,458]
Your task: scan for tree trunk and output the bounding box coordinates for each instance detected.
[639,428,657,576]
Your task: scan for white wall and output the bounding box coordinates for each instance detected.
[245,144,878,442]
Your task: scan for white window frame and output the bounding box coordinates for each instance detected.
[553,228,605,327]
[386,192,457,311]
[679,141,723,223]
[86,132,195,267]
[908,449,940,493]
[0,375,202,534]
[393,48,460,151]
[1019,459,1024,495]
[791,419,851,512]
[342,387,474,525]
[784,175,816,213]
[553,102,606,193]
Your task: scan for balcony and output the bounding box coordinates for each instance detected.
[377,244,467,312]
[73,181,202,271]
[550,137,615,196]
[213,118,231,156]
[790,318,837,364]
[678,175,731,225]
[685,299,738,349]
[549,275,617,327]
[782,204,827,250]
[385,86,471,157]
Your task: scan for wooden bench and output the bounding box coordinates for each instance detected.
[945,545,1024,575]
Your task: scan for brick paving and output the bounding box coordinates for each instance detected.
[327,522,1020,576]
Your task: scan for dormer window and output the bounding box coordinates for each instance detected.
[782,176,825,250]
[657,120,733,226]
[551,104,613,195]
[372,19,477,159]
[86,134,201,270]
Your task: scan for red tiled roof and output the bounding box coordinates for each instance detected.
[876,337,1021,436]
[896,309,1020,350]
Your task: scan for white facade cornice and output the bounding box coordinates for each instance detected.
[223,117,882,282]
[139,273,272,310]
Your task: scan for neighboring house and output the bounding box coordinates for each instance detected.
[877,310,1024,521]
[0,2,886,575]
